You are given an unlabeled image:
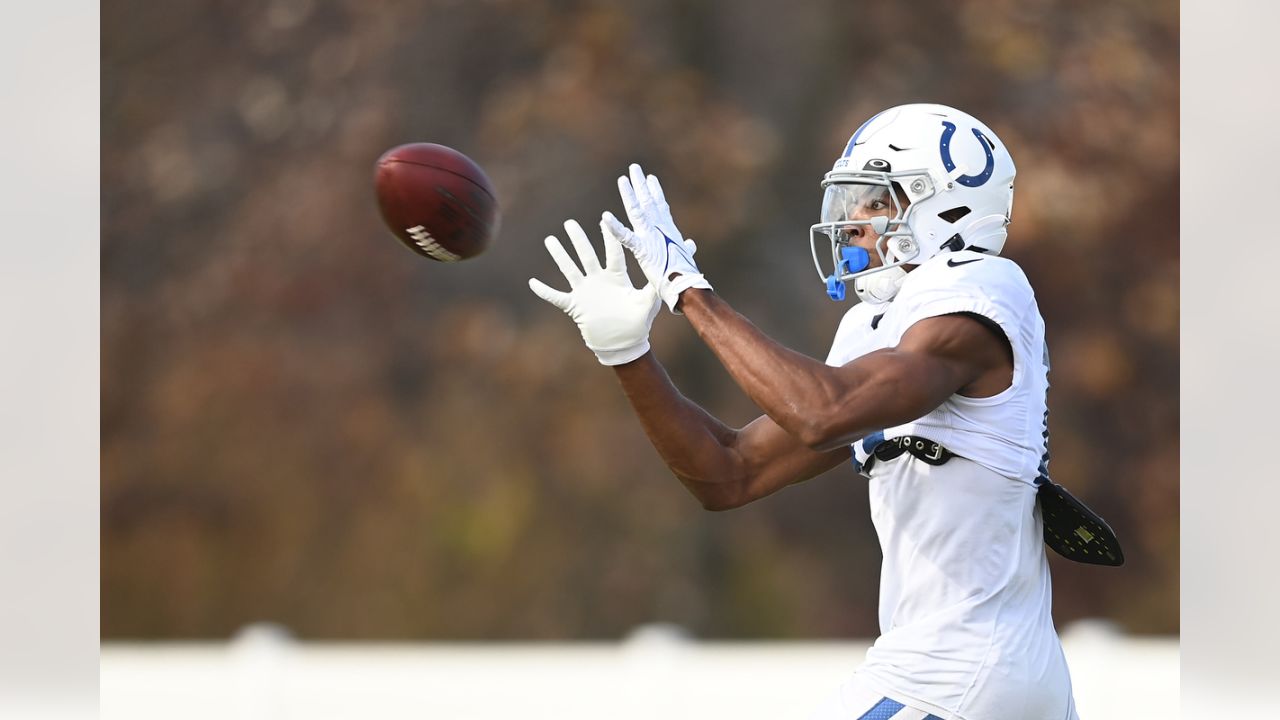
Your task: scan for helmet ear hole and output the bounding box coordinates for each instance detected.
[938,206,972,224]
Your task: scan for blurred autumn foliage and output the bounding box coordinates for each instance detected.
[102,0,1178,639]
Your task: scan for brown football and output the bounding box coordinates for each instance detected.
[373,143,500,262]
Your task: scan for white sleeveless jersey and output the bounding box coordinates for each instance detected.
[824,251,1076,720]
[826,250,1051,483]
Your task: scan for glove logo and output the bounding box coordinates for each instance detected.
[939,121,995,188]
[661,231,690,274]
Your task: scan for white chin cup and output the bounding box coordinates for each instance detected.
[853,266,907,303]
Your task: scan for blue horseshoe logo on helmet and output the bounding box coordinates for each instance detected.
[939,121,995,187]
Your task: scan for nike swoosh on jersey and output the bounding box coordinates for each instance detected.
[947,258,983,267]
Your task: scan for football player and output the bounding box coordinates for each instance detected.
[530,104,1079,720]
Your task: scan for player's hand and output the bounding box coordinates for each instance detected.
[529,218,661,366]
[604,163,712,314]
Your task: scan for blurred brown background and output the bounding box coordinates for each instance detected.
[102,0,1178,639]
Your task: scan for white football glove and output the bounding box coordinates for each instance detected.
[528,218,661,366]
[604,163,712,314]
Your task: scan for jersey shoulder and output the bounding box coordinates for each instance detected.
[889,251,1036,335]
[898,251,1034,311]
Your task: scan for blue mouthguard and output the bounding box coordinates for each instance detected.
[825,247,870,301]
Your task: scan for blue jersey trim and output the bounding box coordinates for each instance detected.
[849,447,863,473]
[858,697,905,719]
[861,430,886,456]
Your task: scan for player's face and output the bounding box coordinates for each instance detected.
[819,183,909,269]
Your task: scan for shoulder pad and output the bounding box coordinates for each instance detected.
[900,252,1033,308]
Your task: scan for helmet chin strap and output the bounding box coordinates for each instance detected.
[853,266,907,303]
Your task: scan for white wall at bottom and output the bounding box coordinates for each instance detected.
[101,624,1177,720]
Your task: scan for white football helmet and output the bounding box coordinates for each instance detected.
[810,103,1016,303]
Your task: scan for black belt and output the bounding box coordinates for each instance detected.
[861,435,954,475]
[859,435,1124,567]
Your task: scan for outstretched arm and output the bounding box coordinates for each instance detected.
[612,353,850,510]
[526,216,847,511]
[603,162,1004,459]
[677,288,1005,451]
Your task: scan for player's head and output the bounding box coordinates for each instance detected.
[810,103,1016,303]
